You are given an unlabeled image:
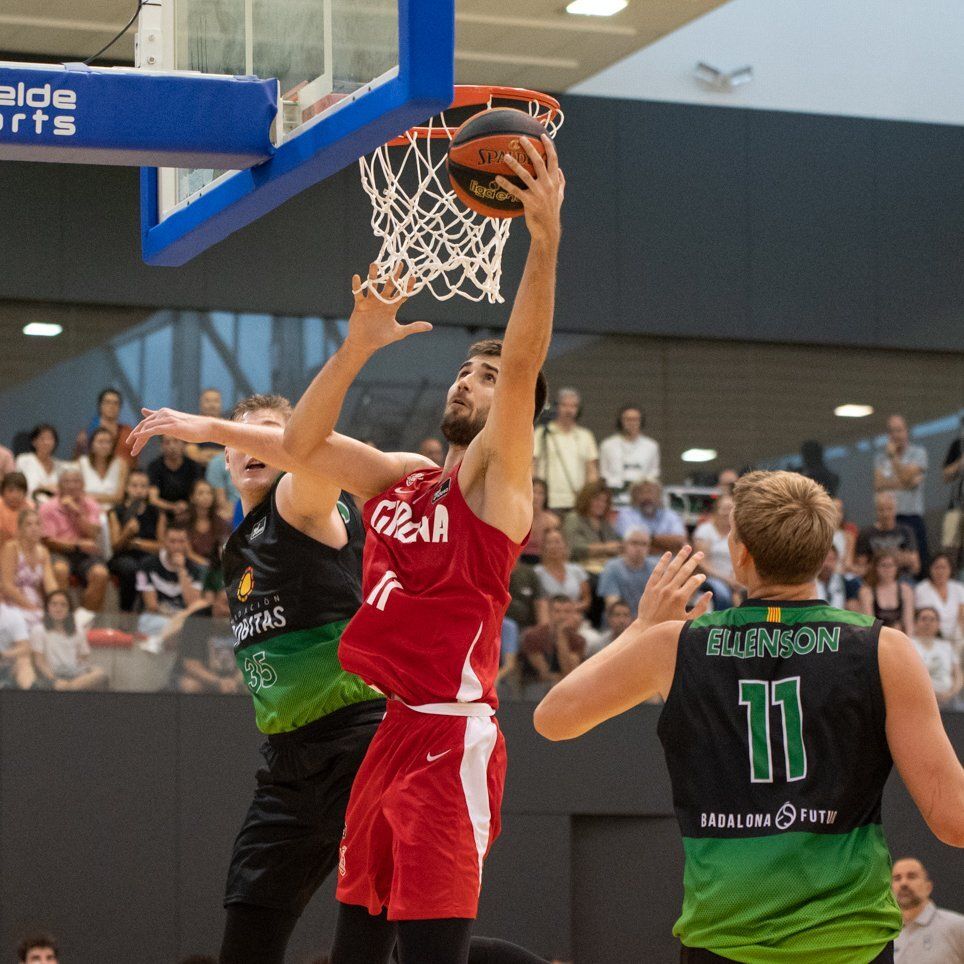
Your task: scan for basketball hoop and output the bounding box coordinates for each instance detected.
[358,85,564,304]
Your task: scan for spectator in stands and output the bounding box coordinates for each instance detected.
[598,404,660,503]
[797,440,840,497]
[855,492,920,579]
[693,495,741,609]
[597,528,656,614]
[588,598,634,656]
[0,442,14,478]
[858,550,914,634]
[0,508,57,629]
[832,497,858,574]
[892,857,964,961]
[520,595,586,697]
[914,552,964,643]
[147,435,202,523]
[78,425,127,510]
[0,472,32,545]
[563,480,621,571]
[108,469,165,612]
[717,468,739,496]
[910,607,962,708]
[15,424,63,503]
[0,599,36,688]
[508,560,548,632]
[941,417,963,565]
[614,479,686,552]
[39,468,110,612]
[535,529,591,618]
[171,591,244,694]
[74,387,135,466]
[17,935,59,963]
[874,413,929,567]
[206,447,240,523]
[136,526,203,634]
[418,437,444,466]
[30,590,107,691]
[184,479,227,570]
[185,388,226,467]
[533,387,599,512]
[520,477,560,566]
[815,545,861,612]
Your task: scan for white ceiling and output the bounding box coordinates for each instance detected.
[571,0,964,127]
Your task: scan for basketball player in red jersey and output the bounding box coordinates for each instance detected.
[277,134,564,963]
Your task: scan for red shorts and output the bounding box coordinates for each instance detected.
[335,699,506,920]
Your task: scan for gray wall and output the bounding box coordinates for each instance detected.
[1,695,961,963]
[1,98,963,351]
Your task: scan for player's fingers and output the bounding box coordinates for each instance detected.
[648,551,672,584]
[541,133,559,176]
[493,175,523,201]
[661,545,693,583]
[519,136,548,180]
[351,273,364,302]
[676,572,707,600]
[669,551,704,589]
[689,591,713,620]
[398,321,433,340]
[501,153,537,190]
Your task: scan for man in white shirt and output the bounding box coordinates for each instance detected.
[533,387,599,512]
[893,857,964,962]
[598,405,660,504]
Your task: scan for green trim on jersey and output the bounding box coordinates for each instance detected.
[691,604,876,630]
[235,619,381,734]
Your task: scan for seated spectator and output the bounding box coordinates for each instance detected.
[507,559,548,631]
[39,468,110,612]
[78,426,128,510]
[148,436,202,523]
[171,591,245,694]
[598,404,660,502]
[520,595,586,697]
[562,481,621,573]
[911,607,962,708]
[858,550,914,634]
[17,934,59,964]
[74,387,136,466]
[587,599,634,656]
[797,440,840,497]
[0,508,58,629]
[0,442,14,478]
[0,472,32,544]
[854,492,920,579]
[417,436,444,466]
[614,479,686,552]
[108,469,166,612]
[0,601,35,689]
[815,546,861,611]
[535,529,591,618]
[136,526,204,636]
[184,479,228,571]
[520,477,561,566]
[832,497,858,574]
[533,387,599,512]
[206,448,240,523]
[185,388,226,466]
[693,495,742,609]
[30,591,107,691]
[717,468,739,496]
[597,528,656,614]
[941,419,963,565]
[914,552,964,643]
[497,616,522,693]
[15,424,63,503]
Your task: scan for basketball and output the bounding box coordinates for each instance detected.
[446,107,549,219]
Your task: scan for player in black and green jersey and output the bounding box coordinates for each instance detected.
[534,470,964,964]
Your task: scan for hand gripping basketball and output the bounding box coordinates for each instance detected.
[494,134,565,247]
[346,265,433,356]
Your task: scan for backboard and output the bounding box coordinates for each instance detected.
[138,0,453,266]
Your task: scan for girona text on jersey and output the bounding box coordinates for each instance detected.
[370,499,449,544]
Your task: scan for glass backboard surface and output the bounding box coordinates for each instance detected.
[163,0,400,216]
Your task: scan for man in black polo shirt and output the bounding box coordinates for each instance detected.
[148,435,202,522]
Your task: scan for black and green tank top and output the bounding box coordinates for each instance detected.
[222,478,382,734]
[657,599,902,963]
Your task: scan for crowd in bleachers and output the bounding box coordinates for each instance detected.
[0,384,962,707]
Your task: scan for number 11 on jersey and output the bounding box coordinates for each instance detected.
[739,677,807,783]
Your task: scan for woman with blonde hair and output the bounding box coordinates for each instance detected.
[0,508,57,629]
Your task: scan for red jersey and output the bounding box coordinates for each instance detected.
[339,462,525,708]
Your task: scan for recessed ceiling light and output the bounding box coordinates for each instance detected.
[566,0,628,16]
[834,404,874,418]
[682,448,717,463]
[23,322,63,337]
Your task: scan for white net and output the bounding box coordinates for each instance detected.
[358,89,563,304]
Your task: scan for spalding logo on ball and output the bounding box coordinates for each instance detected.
[446,107,550,219]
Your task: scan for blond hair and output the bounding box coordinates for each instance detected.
[732,470,836,585]
[230,394,292,422]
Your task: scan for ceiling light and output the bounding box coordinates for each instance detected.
[682,448,717,463]
[693,62,754,91]
[23,322,62,337]
[834,404,874,418]
[566,0,628,17]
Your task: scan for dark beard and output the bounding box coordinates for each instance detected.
[441,407,485,447]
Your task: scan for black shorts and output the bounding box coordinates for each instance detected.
[62,550,104,583]
[224,699,384,914]
[679,942,894,963]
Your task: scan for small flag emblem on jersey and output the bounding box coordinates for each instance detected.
[767,606,782,622]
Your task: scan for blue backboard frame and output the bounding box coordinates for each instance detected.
[141,0,454,267]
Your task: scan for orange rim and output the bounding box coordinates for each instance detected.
[386,85,562,146]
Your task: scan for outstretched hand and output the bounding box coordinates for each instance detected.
[495,134,565,247]
[127,408,212,458]
[637,546,713,628]
[347,265,433,356]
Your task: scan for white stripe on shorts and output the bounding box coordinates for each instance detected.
[459,715,498,886]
